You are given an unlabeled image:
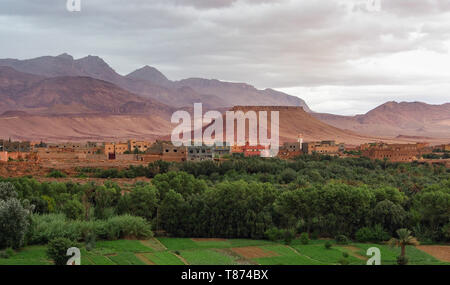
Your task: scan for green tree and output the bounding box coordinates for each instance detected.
[62,199,84,220]
[0,183,33,249]
[46,238,74,265]
[0,198,32,249]
[127,185,159,221]
[372,200,407,233]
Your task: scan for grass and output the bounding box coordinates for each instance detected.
[354,243,448,265]
[1,238,449,265]
[157,238,202,250]
[96,240,153,253]
[144,252,185,265]
[293,244,364,265]
[107,252,147,265]
[180,249,237,265]
[0,246,51,265]
[254,245,324,265]
[158,237,276,251]
[228,239,275,247]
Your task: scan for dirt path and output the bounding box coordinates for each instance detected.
[140,238,167,251]
[135,253,155,265]
[416,245,450,262]
[339,245,367,261]
[286,245,325,264]
[174,253,189,265]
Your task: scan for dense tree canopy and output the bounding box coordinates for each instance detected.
[1,155,449,247]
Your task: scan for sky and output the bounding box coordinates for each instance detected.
[1,0,450,115]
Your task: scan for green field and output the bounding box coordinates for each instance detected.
[0,238,448,265]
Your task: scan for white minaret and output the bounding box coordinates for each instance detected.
[298,133,303,150]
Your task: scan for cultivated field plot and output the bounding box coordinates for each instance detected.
[0,238,449,265]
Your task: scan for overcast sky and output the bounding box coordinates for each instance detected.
[1,0,450,115]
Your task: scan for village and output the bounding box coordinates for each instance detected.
[1,136,449,178]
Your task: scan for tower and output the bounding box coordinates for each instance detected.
[298,133,303,149]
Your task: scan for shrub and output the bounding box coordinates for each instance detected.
[396,255,409,265]
[283,229,296,245]
[338,257,349,265]
[335,234,349,245]
[0,198,32,249]
[0,248,14,259]
[0,182,18,201]
[299,232,309,245]
[355,225,390,243]
[62,199,84,220]
[310,231,319,240]
[324,241,332,249]
[342,252,349,258]
[279,168,297,184]
[85,231,96,251]
[46,170,67,178]
[95,215,153,240]
[46,238,75,265]
[28,214,153,244]
[264,227,283,241]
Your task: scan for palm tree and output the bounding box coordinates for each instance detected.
[388,228,419,263]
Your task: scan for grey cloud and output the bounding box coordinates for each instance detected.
[0,0,449,114]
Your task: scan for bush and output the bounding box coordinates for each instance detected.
[85,231,96,251]
[95,215,153,240]
[335,234,349,245]
[46,170,67,178]
[338,257,349,265]
[299,232,309,245]
[46,238,75,265]
[396,255,409,265]
[279,168,297,184]
[28,214,153,244]
[283,229,296,245]
[265,227,283,241]
[0,248,14,259]
[0,182,18,201]
[62,199,84,220]
[0,198,32,249]
[355,225,390,243]
[324,241,332,249]
[342,252,349,258]
[310,231,319,240]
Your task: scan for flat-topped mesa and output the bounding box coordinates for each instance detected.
[230,106,305,112]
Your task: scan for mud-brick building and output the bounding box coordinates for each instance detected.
[128,140,152,153]
[146,141,187,162]
[0,139,31,152]
[361,142,431,162]
[302,141,341,155]
[187,145,214,161]
[104,142,129,155]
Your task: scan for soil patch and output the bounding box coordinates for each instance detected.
[135,253,155,265]
[216,248,258,265]
[340,245,367,260]
[231,246,278,259]
[416,245,450,262]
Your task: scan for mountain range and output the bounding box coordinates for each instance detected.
[0,53,448,142]
[0,53,310,110]
[312,101,450,139]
